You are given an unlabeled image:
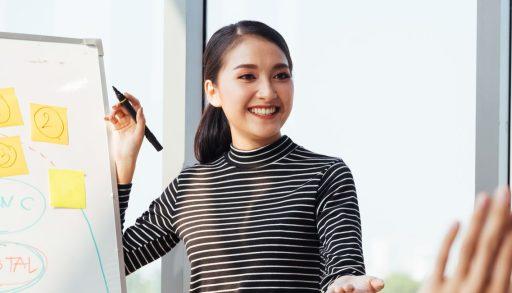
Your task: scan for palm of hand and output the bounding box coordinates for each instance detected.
[327,275,385,293]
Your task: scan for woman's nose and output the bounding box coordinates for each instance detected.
[257,79,277,99]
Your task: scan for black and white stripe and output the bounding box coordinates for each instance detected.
[118,134,365,292]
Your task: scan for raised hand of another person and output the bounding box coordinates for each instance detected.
[418,185,512,293]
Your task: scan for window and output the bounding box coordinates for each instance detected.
[207,1,476,291]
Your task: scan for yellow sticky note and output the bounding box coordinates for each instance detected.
[49,169,86,209]
[30,103,69,145]
[0,87,24,128]
[0,136,29,178]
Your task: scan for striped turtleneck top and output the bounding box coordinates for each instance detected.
[118,134,365,292]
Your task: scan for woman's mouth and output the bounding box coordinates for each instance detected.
[247,106,280,119]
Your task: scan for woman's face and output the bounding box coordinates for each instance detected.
[204,35,294,149]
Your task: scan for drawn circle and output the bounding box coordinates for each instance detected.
[0,143,17,168]
[0,178,46,234]
[34,107,64,139]
[0,94,11,124]
[0,241,47,292]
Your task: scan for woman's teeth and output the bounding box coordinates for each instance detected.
[249,107,278,115]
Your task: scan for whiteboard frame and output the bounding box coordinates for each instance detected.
[0,31,127,293]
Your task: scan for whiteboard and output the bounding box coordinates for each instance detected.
[0,32,126,293]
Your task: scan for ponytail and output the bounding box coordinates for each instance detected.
[194,104,231,164]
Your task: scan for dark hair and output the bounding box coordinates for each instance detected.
[194,20,294,164]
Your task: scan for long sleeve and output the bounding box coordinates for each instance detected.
[316,158,365,293]
[117,183,132,230]
[116,177,181,275]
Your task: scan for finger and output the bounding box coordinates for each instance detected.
[104,115,116,130]
[106,111,130,131]
[123,92,142,111]
[134,107,146,137]
[342,284,354,292]
[114,112,132,129]
[113,103,132,118]
[105,115,122,131]
[489,211,512,292]
[454,192,491,277]
[432,220,460,281]
[370,278,385,292]
[114,108,126,119]
[106,112,119,125]
[468,185,511,289]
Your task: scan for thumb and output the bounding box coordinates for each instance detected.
[135,107,145,137]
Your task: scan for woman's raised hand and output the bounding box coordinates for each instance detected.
[103,92,146,184]
[419,185,512,293]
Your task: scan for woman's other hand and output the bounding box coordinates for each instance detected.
[327,275,385,293]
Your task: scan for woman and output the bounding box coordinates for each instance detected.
[105,20,384,292]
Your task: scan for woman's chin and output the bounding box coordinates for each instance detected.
[246,128,282,139]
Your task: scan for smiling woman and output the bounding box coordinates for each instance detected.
[105,20,384,292]
[201,34,293,152]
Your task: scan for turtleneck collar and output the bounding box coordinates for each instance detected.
[224,134,298,169]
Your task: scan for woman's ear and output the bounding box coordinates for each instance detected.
[204,80,221,107]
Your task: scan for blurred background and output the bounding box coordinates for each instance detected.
[1,0,507,292]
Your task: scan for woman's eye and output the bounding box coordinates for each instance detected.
[238,73,290,80]
[275,72,291,79]
[239,74,255,80]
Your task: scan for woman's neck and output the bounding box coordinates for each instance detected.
[230,132,282,151]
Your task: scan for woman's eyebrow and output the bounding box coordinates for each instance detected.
[232,63,289,71]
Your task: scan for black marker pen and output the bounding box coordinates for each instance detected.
[112,86,163,152]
